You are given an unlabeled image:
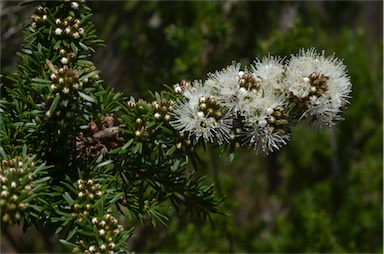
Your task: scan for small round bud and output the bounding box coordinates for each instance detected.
[154,112,161,119]
[62,87,70,94]
[266,107,274,115]
[174,85,182,93]
[72,32,80,39]
[61,57,68,64]
[71,2,79,9]
[55,28,62,35]
[72,83,79,90]
[239,87,247,94]
[88,245,96,252]
[258,119,267,128]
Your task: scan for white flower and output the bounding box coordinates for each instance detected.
[285,48,352,129]
[170,82,232,144]
[54,28,62,35]
[251,55,286,95]
[205,62,245,114]
[55,19,61,25]
[245,123,291,154]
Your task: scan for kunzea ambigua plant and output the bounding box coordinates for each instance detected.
[0,1,352,253]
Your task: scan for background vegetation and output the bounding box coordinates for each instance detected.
[1,1,382,253]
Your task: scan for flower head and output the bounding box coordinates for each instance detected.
[251,55,286,95]
[205,63,246,115]
[170,81,232,144]
[285,48,352,129]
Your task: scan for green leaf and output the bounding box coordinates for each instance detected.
[165,145,176,156]
[121,138,134,151]
[59,239,77,249]
[49,94,61,114]
[62,192,74,204]
[31,78,52,84]
[96,160,113,168]
[66,226,78,241]
[78,91,95,103]
[77,59,94,66]
[79,70,100,81]
[53,40,62,50]
[133,142,143,154]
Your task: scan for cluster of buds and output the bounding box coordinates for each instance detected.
[306,72,330,101]
[197,96,223,124]
[58,47,77,65]
[71,179,102,222]
[126,99,154,138]
[174,80,192,94]
[237,71,261,92]
[0,156,40,225]
[50,65,81,94]
[134,117,150,138]
[54,16,84,40]
[175,132,193,150]
[76,213,125,254]
[31,6,49,29]
[73,212,125,254]
[152,99,173,121]
[260,106,290,133]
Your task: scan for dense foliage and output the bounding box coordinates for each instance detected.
[1,1,382,253]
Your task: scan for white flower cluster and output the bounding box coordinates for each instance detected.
[170,48,351,154]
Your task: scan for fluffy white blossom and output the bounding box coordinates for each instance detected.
[285,48,352,129]
[170,81,232,144]
[206,62,262,117]
[251,55,286,95]
[245,124,291,154]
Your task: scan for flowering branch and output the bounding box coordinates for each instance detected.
[0,0,352,253]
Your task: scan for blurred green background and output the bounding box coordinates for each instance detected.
[1,1,382,253]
